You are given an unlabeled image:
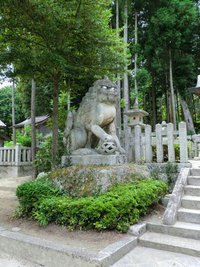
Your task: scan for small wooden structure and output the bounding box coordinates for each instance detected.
[15,115,51,137]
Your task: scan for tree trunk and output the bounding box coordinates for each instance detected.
[134,11,138,108]
[164,90,168,122]
[116,0,121,135]
[123,0,129,113]
[192,94,197,124]
[165,72,171,122]
[52,75,59,167]
[167,90,173,123]
[123,0,129,152]
[152,85,157,129]
[179,95,195,134]
[169,48,177,129]
[176,90,180,122]
[12,80,16,145]
[31,79,36,178]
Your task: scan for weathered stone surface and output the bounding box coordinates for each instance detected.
[63,78,125,156]
[0,165,34,179]
[0,225,137,267]
[51,164,150,197]
[129,222,146,237]
[62,154,127,167]
[179,122,188,163]
[162,168,190,225]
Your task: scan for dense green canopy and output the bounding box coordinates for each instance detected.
[0,0,199,154]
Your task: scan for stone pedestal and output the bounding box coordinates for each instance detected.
[62,154,127,166]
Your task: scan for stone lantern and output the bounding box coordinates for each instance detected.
[124,103,149,128]
[189,75,200,96]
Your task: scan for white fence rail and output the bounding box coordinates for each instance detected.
[126,121,188,163]
[0,145,32,166]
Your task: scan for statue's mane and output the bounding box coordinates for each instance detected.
[78,77,116,110]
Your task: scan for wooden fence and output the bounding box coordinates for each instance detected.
[125,121,188,163]
[0,122,190,166]
[0,144,32,166]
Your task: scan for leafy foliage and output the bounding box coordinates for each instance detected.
[34,133,65,172]
[5,125,43,147]
[16,178,167,232]
[16,179,62,216]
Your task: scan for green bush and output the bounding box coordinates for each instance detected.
[16,179,168,232]
[16,179,62,215]
[34,132,65,172]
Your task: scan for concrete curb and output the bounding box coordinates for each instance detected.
[0,226,137,267]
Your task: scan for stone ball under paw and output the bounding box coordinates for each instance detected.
[99,141,117,154]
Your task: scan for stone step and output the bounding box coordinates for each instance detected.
[190,168,200,176]
[182,195,200,209]
[0,226,138,267]
[178,208,200,224]
[188,176,200,186]
[139,232,200,257]
[184,185,200,196]
[147,221,200,240]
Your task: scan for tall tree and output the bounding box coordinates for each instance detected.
[0,0,127,166]
[144,0,198,127]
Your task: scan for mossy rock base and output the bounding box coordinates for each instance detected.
[51,164,150,197]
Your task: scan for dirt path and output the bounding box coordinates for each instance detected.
[0,176,127,253]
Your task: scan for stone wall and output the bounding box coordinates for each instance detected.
[0,165,34,178]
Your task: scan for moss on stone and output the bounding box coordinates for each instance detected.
[50,164,150,197]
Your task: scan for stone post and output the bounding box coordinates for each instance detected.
[135,125,142,163]
[167,123,175,162]
[3,150,6,162]
[0,149,2,164]
[179,121,188,163]
[15,144,21,166]
[145,124,152,163]
[156,124,163,163]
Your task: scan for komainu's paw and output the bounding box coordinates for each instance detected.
[104,135,115,143]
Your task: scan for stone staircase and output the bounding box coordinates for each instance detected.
[139,168,200,257]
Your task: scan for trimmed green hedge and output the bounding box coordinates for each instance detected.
[16,178,167,232]
[16,179,62,215]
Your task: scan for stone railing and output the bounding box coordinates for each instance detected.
[162,168,190,225]
[126,121,188,164]
[0,144,32,166]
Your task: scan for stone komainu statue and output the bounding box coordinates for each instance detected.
[63,78,125,155]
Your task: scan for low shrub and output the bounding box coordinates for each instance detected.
[28,179,168,232]
[16,179,62,215]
